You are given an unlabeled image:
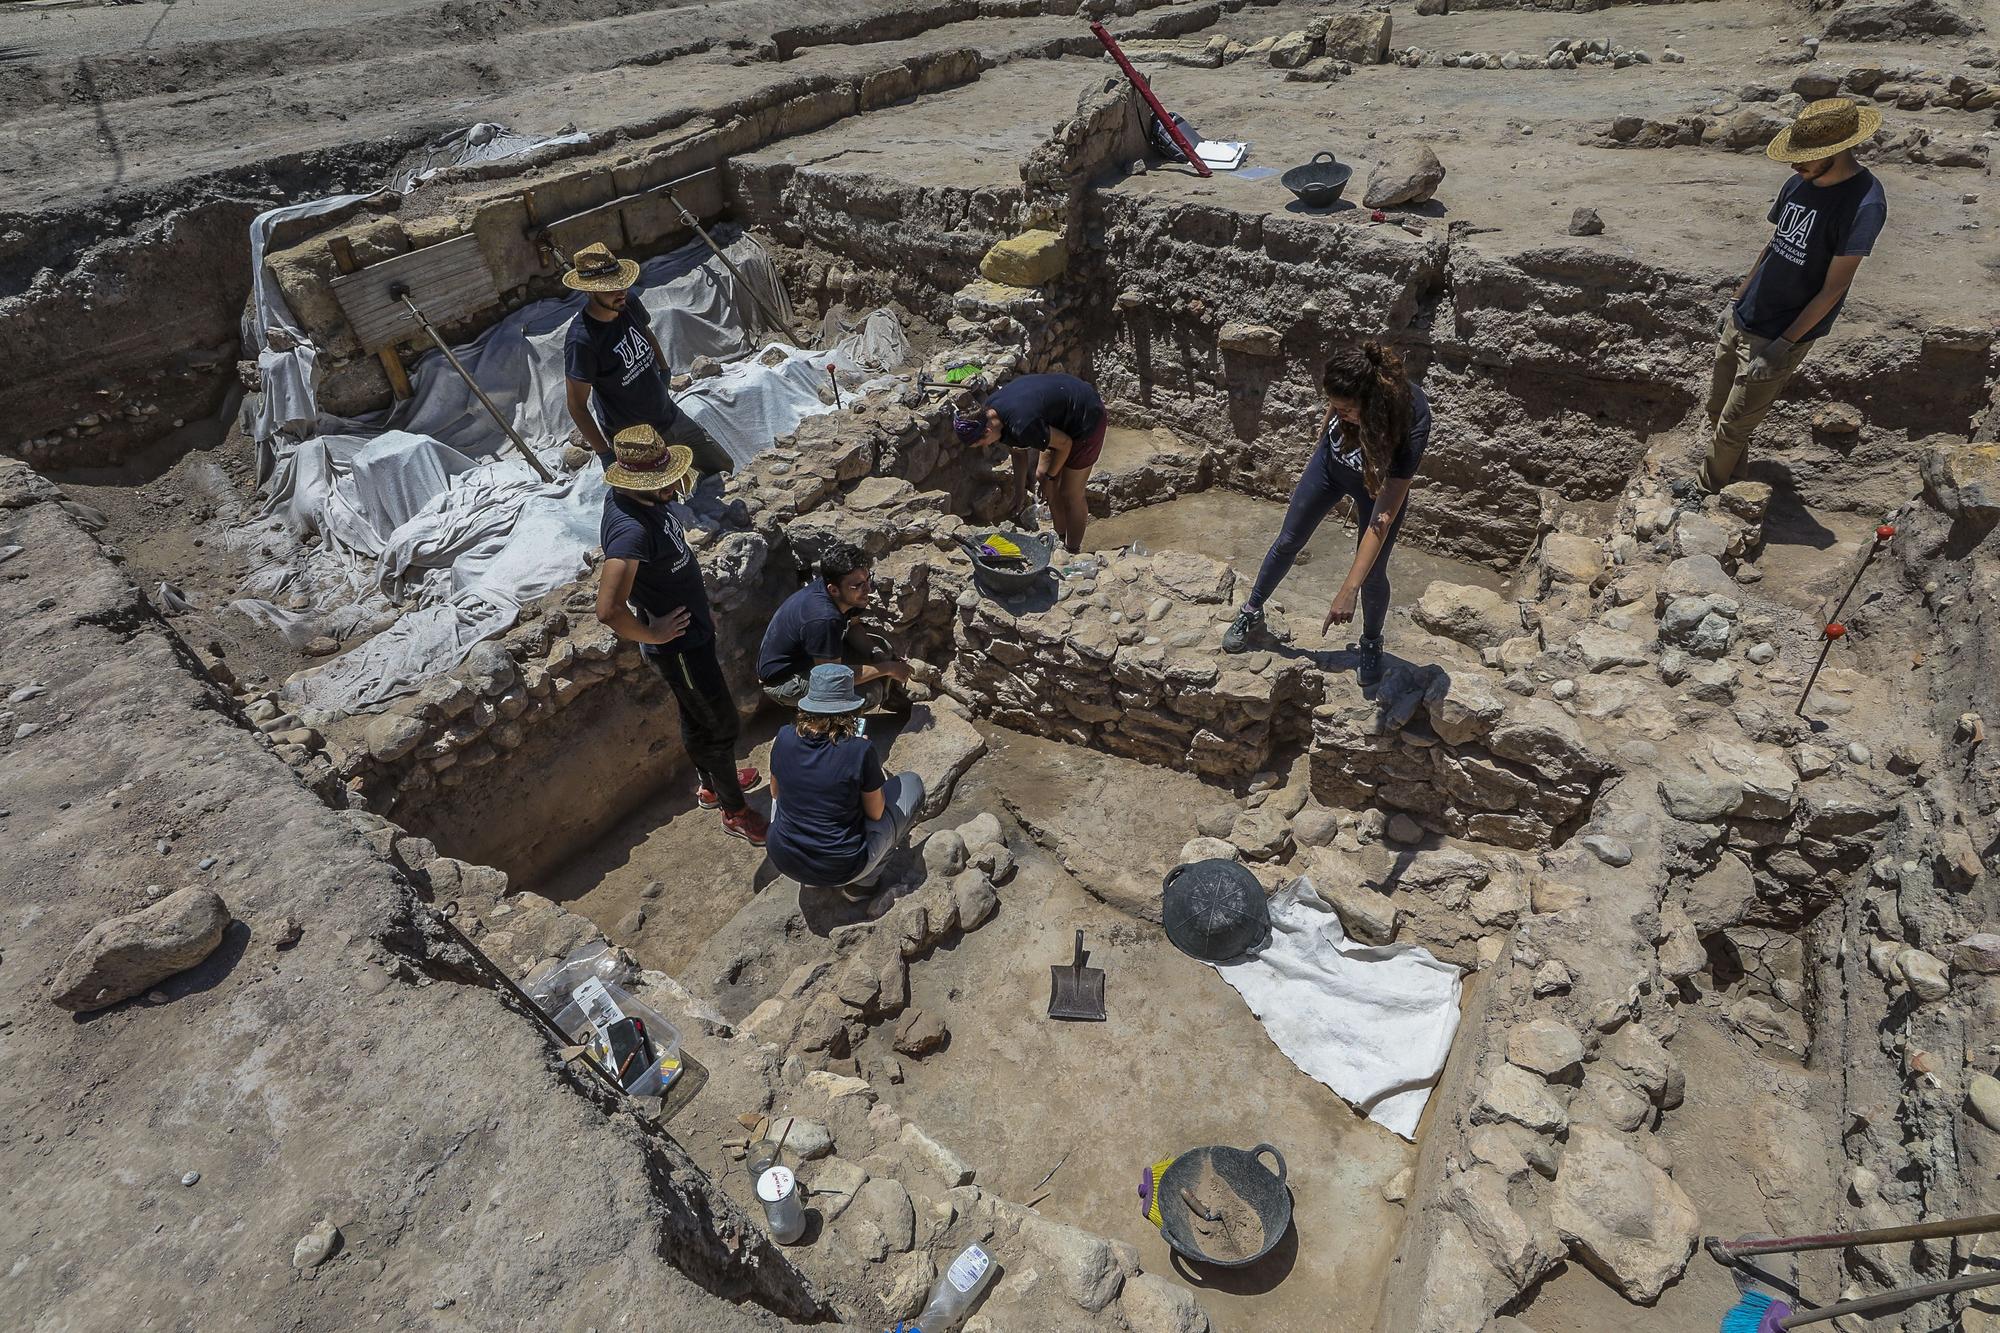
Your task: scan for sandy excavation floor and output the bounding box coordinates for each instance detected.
[877,724,1415,1333]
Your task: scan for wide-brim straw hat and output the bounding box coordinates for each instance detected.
[563,241,641,293]
[603,424,694,493]
[1767,97,1884,163]
[799,663,867,714]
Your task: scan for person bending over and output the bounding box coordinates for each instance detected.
[562,241,732,477]
[594,425,767,845]
[1223,342,1431,688]
[757,541,911,710]
[766,665,926,900]
[955,372,1107,554]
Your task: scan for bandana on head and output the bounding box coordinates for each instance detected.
[953,412,988,444]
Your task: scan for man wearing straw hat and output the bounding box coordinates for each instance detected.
[563,242,732,477]
[595,424,768,846]
[1702,98,1887,493]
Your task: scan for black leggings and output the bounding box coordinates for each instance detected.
[650,642,745,810]
[1246,440,1404,641]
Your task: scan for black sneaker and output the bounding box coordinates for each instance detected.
[1356,635,1385,687]
[1222,606,1264,653]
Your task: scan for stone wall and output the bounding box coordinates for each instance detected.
[276,368,1011,881]
[1310,667,1617,849]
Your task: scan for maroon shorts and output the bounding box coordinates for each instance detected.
[1062,415,1107,472]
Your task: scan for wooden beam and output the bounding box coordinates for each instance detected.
[329,233,496,353]
[327,235,414,400]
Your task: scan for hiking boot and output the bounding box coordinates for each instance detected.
[1356,635,1386,688]
[1222,606,1264,654]
[720,805,768,847]
[697,767,764,809]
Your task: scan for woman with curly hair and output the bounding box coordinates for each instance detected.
[1222,342,1432,687]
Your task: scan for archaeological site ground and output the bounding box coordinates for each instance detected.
[4,0,2000,1329]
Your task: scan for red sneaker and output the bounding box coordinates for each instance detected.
[721,805,768,847]
[697,767,764,809]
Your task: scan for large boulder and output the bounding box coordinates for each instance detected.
[1363,142,1445,208]
[1413,581,1516,648]
[1923,441,2000,523]
[1551,1126,1699,1303]
[1322,11,1393,63]
[51,888,231,1012]
[978,230,1068,287]
[886,704,988,820]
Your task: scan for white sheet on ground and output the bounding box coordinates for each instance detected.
[1213,877,1464,1141]
[237,228,907,714]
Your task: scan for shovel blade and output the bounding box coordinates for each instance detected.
[1048,931,1107,1021]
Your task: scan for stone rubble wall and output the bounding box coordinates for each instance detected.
[266,372,1013,880]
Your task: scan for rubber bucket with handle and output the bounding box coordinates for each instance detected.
[1153,1143,1292,1270]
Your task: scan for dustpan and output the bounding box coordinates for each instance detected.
[1048,931,1106,1021]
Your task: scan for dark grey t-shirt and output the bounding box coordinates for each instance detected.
[565,300,679,436]
[1736,168,1886,343]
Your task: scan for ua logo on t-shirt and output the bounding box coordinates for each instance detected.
[614,328,654,386]
[1772,203,1815,262]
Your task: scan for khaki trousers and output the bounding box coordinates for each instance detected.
[1702,320,1814,492]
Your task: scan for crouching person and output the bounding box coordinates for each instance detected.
[757,541,911,711]
[766,665,926,900]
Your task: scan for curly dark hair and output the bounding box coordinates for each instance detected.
[818,541,871,583]
[1321,341,1412,496]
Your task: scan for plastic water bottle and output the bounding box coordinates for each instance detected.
[909,1244,995,1330]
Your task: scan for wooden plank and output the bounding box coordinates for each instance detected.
[328,236,413,399]
[329,233,497,352]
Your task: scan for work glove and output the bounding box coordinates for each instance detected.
[1747,336,1794,381]
[1717,305,1735,339]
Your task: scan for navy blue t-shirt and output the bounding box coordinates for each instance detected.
[757,579,850,684]
[1736,168,1886,343]
[600,490,712,657]
[565,299,680,436]
[767,726,885,885]
[1322,383,1432,492]
[988,373,1105,452]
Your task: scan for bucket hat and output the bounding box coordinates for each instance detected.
[798,663,868,715]
[1766,97,1884,163]
[603,425,694,493]
[1161,859,1271,962]
[563,241,641,293]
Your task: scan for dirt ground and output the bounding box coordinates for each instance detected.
[883,723,1416,1333]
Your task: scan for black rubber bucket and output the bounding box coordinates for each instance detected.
[1156,1144,1292,1270]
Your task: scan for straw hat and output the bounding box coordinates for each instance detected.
[1766,97,1884,163]
[562,241,641,293]
[603,425,694,493]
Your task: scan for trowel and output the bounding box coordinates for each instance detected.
[1047,931,1106,1022]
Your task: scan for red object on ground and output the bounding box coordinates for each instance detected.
[1371,210,1387,222]
[1876,524,1897,542]
[1825,622,1848,639]
[1090,21,1212,178]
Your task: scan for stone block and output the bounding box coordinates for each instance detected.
[978,230,1068,287]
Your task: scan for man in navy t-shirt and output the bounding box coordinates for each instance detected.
[1702,99,1888,492]
[594,424,767,846]
[954,372,1108,554]
[756,541,911,709]
[562,242,731,477]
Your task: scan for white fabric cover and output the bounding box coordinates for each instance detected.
[235,228,905,714]
[1213,877,1464,1140]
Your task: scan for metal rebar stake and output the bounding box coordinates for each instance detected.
[660,186,792,338]
[393,287,554,483]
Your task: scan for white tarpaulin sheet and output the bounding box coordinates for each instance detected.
[1214,877,1464,1140]
[236,228,907,715]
